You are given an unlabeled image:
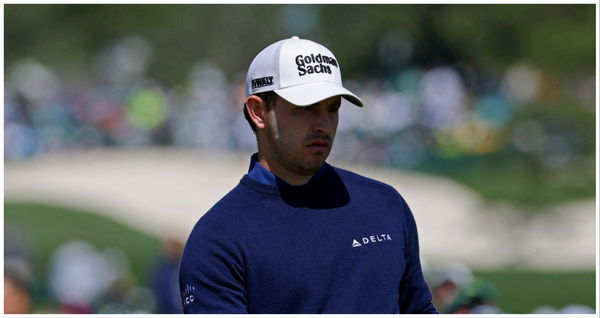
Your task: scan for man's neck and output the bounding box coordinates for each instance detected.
[257,156,313,186]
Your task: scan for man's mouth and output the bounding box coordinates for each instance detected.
[306,140,330,152]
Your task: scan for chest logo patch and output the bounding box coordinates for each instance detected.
[352,234,392,247]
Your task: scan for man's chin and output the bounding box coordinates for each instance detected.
[305,147,330,159]
[299,157,327,175]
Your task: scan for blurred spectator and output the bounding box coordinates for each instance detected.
[4,256,34,314]
[94,246,158,313]
[425,262,473,313]
[47,240,98,313]
[4,226,35,314]
[48,240,126,313]
[420,66,467,132]
[559,304,595,314]
[173,60,234,149]
[151,239,185,314]
[532,304,595,314]
[445,278,501,314]
[94,35,153,86]
[95,272,137,314]
[501,62,540,103]
[4,271,31,314]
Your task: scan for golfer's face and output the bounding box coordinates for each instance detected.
[265,96,340,176]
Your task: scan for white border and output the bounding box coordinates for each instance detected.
[0,1,599,3]
[1,1,598,317]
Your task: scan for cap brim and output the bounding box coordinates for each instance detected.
[274,81,363,107]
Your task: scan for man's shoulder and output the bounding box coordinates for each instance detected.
[330,165,400,196]
[190,182,254,232]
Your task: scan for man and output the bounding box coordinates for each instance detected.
[179,36,437,314]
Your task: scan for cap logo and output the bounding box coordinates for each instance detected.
[295,53,338,76]
[251,76,274,89]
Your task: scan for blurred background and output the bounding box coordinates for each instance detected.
[3,4,597,314]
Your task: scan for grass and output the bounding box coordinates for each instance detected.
[474,270,596,313]
[415,152,595,209]
[4,202,162,288]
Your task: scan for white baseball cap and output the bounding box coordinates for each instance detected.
[246,36,363,107]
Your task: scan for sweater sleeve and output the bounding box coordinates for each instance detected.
[179,217,248,314]
[397,196,439,314]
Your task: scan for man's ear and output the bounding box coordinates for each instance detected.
[245,95,267,130]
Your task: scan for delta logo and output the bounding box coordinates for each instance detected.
[352,234,392,247]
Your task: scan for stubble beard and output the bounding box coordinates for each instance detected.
[266,129,329,177]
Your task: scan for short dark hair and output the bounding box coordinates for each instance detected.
[243,91,277,133]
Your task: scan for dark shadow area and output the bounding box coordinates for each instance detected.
[276,166,350,209]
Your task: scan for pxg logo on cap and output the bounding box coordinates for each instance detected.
[246,36,363,107]
[251,76,274,89]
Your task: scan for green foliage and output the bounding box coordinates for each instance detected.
[5,4,595,83]
[437,4,596,74]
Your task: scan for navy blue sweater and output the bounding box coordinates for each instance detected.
[179,162,437,314]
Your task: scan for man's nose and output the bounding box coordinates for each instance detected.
[313,109,334,136]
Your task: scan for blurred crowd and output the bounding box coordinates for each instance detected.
[5,227,595,314]
[4,35,595,173]
[4,227,183,314]
[4,33,595,315]
[423,262,595,315]
[423,261,595,314]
